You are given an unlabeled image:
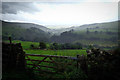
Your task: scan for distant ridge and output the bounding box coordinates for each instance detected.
[1,20,51,32]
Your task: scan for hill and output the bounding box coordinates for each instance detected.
[50,21,119,49]
[2,20,51,32]
[49,21,119,35]
[2,20,119,49]
[2,20,50,42]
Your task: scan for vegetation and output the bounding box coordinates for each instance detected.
[3,40,83,50]
[3,40,40,49]
[2,20,119,50]
[2,21,50,42]
[25,49,87,57]
[39,42,46,49]
[2,20,119,79]
[87,48,120,80]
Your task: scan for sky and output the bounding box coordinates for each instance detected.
[1,0,119,29]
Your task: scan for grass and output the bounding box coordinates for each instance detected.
[3,40,87,56]
[3,40,39,49]
[3,40,51,50]
[3,40,87,78]
[24,49,87,70]
[24,49,87,78]
[25,50,86,79]
[21,42,87,78]
[25,49,87,57]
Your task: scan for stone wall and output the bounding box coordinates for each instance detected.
[2,42,25,71]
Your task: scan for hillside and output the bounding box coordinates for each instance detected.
[49,21,119,35]
[50,21,119,49]
[2,20,119,49]
[73,20,118,33]
[2,21,50,42]
[2,20,51,32]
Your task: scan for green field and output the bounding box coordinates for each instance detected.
[3,40,39,49]
[3,40,87,56]
[25,49,86,56]
[18,40,87,78]
[3,40,88,79]
[24,49,87,78]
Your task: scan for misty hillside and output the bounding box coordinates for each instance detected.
[2,20,51,32]
[58,21,118,34]
[50,21,119,49]
[73,21,118,32]
[2,20,50,42]
[50,21,118,35]
[2,20,119,49]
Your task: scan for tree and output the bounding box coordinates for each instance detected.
[39,42,46,49]
[64,43,71,49]
[53,43,59,50]
[86,28,90,34]
[30,44,34,49]
[94,31,98,34]
[75,43,82,49]
[88,44,93,49]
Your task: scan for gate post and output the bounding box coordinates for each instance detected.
[9,37,12,44]
[77,54,80,69]
[77,54,88,74]
[16,43,26,71]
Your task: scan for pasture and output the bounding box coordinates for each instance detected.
[5,40,87,78]
[24,49,87,79]
[25,49,87,56]
[3,40,40,49]
[2,40,88,79]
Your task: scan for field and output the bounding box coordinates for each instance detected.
[2,40,88,79]
[25,49,86,56]
[24,49,87,79]
[3,40,87,56]
[3,40,40,49]
[3,40,88,79]
[3,40,119,79]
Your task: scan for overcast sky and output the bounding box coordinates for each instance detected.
[1,1,118,29]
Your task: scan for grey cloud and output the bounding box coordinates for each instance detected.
[2,2,40,14]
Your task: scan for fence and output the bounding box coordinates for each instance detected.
[2,37,87,77]
[25,53,87,75]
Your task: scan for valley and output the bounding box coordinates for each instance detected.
[2,20,119,50]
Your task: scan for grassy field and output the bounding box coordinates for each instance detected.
[3,40,39,49]
[3,40,51,50]
[3,40,87,56]
[24,49,87,78]
[25,49,87,56]
[20,41,87,78]
[3,40,88,79]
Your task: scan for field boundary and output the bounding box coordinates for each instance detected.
[25,53,87,75]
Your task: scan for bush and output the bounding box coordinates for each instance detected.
[39,42,46,49]
[30,44,34,49]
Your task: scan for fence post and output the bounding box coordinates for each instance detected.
[8,37,12,69]
[77,54,80,69]
[9,37,12,44]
